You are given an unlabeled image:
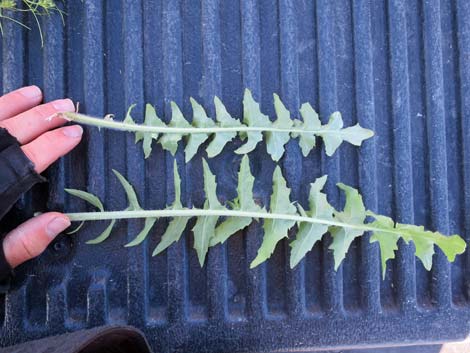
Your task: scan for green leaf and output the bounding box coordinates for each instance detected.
[368,211,466,273]
[211,155,262,246]
[235,89,271,155]
[159,102,192,155]
[264,94,293,161]
[153,216,191,256]
[290,175,333,268]
[65,189,104,212]
[396,223,466,271]
[206,96,241,157]
[136,104,165,158]
[296,103,321,157]
[368,213,400,279]
[64,155,465,277]
[86,220,117,244]
[250,166,297,268]
[65,91,375,161]
[185,98,216,162]
[125,217,157,247]
[329,183,366,270]
[319,112,374,156]
[112,169,141,210]
[192,160,224,266]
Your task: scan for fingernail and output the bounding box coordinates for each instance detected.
[62,125,83,138]
[46,217,71,238]
[52,99,75,112]
[19,85,42,99]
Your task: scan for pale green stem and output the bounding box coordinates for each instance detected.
[62,112,354,135]
[66,208,398,236]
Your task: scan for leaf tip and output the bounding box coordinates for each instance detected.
[170,101,181,113]
[310,175,328,193]
[289,257,300,269]
[112,168,121,177]
[152,247,162,257]
[249,257,262,269]
[381,268,387,280]
[365,128,375,138]
[213,95,222,105]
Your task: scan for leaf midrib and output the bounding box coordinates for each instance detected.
[63,112,372,136]
[66,208,407,237]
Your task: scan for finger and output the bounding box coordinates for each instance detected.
[0,86,43,121]
[0,98,74,144]
[2,212,70,268]
[22,125,83,174]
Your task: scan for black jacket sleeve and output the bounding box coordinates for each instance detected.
[0,128,46,284]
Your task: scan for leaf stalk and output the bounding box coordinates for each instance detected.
[63,112,352,136]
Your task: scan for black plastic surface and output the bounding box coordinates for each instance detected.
[0,1,469,352]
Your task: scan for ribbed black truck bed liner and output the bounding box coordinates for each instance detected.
[0,1,469,352]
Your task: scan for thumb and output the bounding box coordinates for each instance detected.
[2,212,70,268]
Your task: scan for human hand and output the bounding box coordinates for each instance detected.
[0,86,82,269]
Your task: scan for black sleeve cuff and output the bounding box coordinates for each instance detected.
[0,128,46,286]
[0,127,21,152]
[0,143,46,220]
[0,128,46,220]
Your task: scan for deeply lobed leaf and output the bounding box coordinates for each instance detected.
[368,212,467,276]
[65,157,465,277]
[65,89,374,162]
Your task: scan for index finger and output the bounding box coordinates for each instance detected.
[0,99,75,144]
[0,86,43,121]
